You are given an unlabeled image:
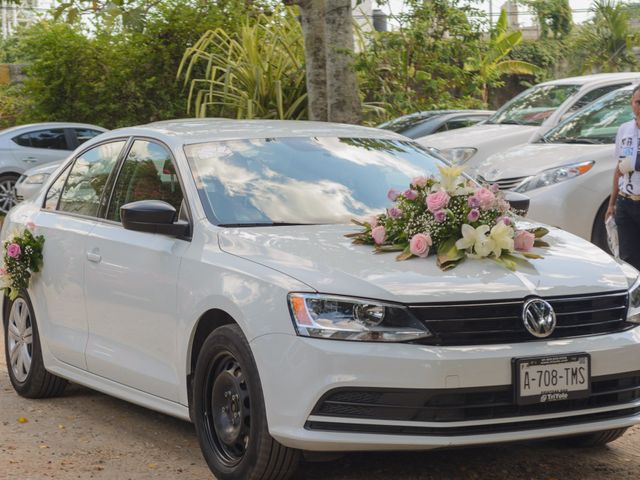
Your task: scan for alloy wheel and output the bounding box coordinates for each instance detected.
[7,298,33,383]
[0,178,17,214]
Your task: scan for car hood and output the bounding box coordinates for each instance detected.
[218,224,629,304]
[476,143,613,181]
[417,123,537,150]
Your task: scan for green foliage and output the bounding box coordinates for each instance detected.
[509,39,568,83]
[524,0,573,39]
[569,0,639,73]
[464,10,540,104]
[178,10,307,120]
[0,84,29,130]
[355,0,485,124]
[9,1,263,128]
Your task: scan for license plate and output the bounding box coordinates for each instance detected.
[514,353,590,405]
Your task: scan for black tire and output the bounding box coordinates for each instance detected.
[193,324,300,480]
[565,427,628,447]
[591,200,611,254]
[0,173,20,214]
[2,293,67,398]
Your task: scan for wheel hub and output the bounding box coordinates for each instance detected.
[7,298,33,383]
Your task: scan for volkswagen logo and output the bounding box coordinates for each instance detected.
[522,298,556,338]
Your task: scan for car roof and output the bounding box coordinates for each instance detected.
[107,119,408,145]
[0,122,107,137]
[538,72,640,87]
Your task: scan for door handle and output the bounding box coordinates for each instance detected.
[86,251,102,263]
[22,157,38,163]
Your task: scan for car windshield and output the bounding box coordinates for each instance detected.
[541,89,632,145]
[487,84,580,126]
[377,112,444,133]
[185,137,447,226]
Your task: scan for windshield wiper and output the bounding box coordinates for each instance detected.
[218,222,317,227]
[560,137,604,145]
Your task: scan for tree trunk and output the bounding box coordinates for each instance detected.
[295,0,328,121]
[324,0,362,124]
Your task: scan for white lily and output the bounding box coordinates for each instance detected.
[455,224,490,251]
[474,236,496,258]
[489,221,515,258]
[437,165,464,194]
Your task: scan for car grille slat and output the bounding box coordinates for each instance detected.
[311,370,640,426]
[477,175,528,191]
[410,291,631,346]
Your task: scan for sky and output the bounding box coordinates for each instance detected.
[381,0,597,27]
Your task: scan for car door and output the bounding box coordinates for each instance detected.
[11,128,75,168]
[84,139,189,402]
[35,139,127,368]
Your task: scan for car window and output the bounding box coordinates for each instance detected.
[106,140,184,222]
[44,163,73,211]
[12,129,69,150]
[74,128,104,146]
[565,83,631,115]
[58,141,126,217]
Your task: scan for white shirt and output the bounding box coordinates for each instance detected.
[615,120,640,195]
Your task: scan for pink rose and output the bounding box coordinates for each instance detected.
[474,187,496,210]
[409,233,432,258]
[467,209,480,222]
[434,209,447,223]
[403,189,418,201]
[371,226,386,245]
[498,199,511,213]
[388,207,403,218]
[368,215,378,229]
[468,195,480,208]
[0,267,6,276]
[426,191,449,212]
[489,183,500,193]
[500,216,512,226]
[387,189,400,201]
[6,243,21,259]
[412,176,428,188]
[514,230,535,251]
[26,222,36,231]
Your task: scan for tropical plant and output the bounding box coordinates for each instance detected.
[178,10,307,120]
[464,9,541,105]
[569,0,639,73]
[523,0,573,39]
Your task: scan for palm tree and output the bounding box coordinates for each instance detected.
[465,10,540,105]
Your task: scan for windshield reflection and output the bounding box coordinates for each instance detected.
[184,137,443,226]
[487,84,580,126]
[542,89,632,144]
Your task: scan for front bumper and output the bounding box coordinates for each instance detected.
[250,328,640,451]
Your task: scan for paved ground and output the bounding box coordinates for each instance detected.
[1,327,639,479]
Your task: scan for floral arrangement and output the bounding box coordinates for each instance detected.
[1,224,45,300]
[347,166,549,270]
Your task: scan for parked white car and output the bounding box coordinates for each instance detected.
[475,85,634,251]
[15,161,64,203]
[0,122,106,213]
[418,73,640,170]
[3,119,640,480]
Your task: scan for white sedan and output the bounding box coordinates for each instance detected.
[3,120,640,480]
[475,85,633,251]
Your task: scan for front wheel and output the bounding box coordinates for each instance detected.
[193,324,300,480]
[0,173,20,214]
[565,427,628,447]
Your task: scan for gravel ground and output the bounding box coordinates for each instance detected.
[1,327,639,480]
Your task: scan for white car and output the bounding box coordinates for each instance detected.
[3,119,640,480]
[475,85,634,251]
[15,161,64,203]
[418,73,640,170]
[0,122,106,213]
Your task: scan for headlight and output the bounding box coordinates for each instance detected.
[440,147,477,165]
[288,293,432,342]
[628,277,640,324]
[24,173,50,185]
[513,161,594,193]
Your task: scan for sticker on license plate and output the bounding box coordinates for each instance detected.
[514,353,590,405]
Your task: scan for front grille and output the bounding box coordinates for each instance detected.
[477,175,528,191]
[410,291,632,346]
[311,370,640,424]
[305,406,640,436]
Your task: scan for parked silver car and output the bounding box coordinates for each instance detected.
[15,161,63,203]
[0,122,106,213]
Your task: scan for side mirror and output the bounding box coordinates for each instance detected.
[121,200,189,237]
[504,191,530,216]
